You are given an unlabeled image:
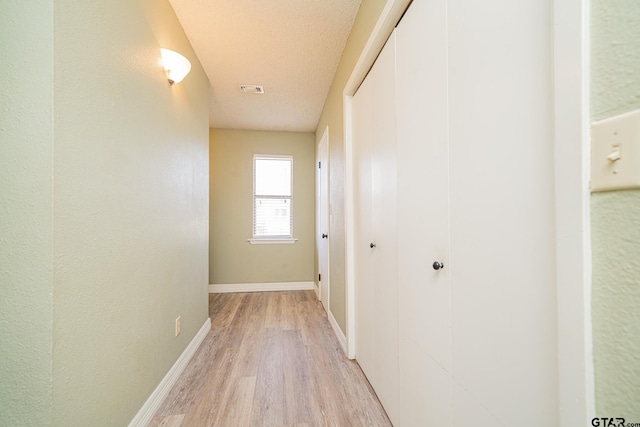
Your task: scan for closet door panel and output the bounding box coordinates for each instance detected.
[369,32,399,424]
[447,0,558,424]
[400,338,452,427]
[352,73,375,385]
[396,0,452,424]
[352,32,399,425]
[452,382,502,427]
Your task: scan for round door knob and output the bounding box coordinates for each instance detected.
[370,243,376,248]
[433,261,444,270]
[322,234,328,239]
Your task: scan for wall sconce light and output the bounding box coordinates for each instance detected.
[161,48,191,85]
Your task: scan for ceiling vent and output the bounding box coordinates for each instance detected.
[239,85,264,94]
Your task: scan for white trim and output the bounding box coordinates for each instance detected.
[343,0,411,360]
[328,309,347,356]
[247,238,298,245]
[252,154,294,241]
[208,281,315,293]
[554,0,595,424]
[344,0,412,95]
[253,153,293,159]
[128,317,211,427]
[344,94,356,359]
[314,281,320,299]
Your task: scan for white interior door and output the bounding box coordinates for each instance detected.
[395,0,451,425]
[352,32,399,425]
[317,127,330,310]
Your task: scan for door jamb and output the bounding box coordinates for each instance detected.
[554,0,595,423]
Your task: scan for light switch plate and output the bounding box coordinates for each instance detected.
[591,109,640,192]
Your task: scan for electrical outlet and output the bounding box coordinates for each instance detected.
[175,316,181,337]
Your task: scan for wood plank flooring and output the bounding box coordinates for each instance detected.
[149,291,392,427]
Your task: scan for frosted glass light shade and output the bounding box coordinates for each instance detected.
[161,48,191,85]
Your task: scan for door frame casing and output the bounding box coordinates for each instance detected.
[342,0,594,424]
[553,0,595,423]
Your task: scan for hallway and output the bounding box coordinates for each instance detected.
[150,291,391,426]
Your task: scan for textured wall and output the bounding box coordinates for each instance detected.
[51,0,210,425]
[0,1,54,425]
[592,0,640,122]
[209,129,315,284]
[591,0,640,418]
[314,0,387,332]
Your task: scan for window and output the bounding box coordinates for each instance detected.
[252,155,294,241]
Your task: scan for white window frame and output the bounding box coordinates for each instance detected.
[249,154,298,244]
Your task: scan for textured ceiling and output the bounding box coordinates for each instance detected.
[169,0,363,132]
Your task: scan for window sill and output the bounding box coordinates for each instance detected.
[248,238,298,245]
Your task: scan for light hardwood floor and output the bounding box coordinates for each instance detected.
[149,291,392,427]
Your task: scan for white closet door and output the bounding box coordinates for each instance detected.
[352,69,375,385]
[395,0,451,425]
[353,1,559,425]
[447,1,558,425]
[369,31,399,423]
[352,32,399,425]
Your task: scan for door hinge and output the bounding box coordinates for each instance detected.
[318,161,321,168]
[319,274,321,282]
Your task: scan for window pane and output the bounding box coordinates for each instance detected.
[254,198,292,236]
[255,158,292,196]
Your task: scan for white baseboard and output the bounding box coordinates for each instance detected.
[129,317,211,427]
[328,309,347,356]
[314,282,320,299]
[208,281,315,293]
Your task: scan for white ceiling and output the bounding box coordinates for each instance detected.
[169,0,363,132]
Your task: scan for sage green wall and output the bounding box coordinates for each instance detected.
[591,0,640,418]
[314,0,387,332]
[0,1,54,425]
[51,1,209,424]
[210,129,315,284]
[0,0,208,424]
